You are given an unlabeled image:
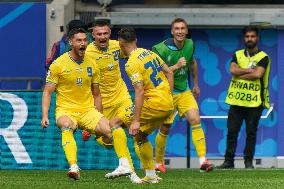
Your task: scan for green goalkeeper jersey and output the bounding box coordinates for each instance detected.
[152,38,194,91]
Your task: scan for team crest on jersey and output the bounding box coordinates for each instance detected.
[108,63,114,70]
[75,68,83,72]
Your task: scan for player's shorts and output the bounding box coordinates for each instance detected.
[139,103,173,135]
[56,108,104,135]
[103,97,133,127]
[164,90,199,125]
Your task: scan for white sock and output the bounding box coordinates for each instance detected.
[119,157,130,168]
[199,157,206,165]
[146,169,155,177]
[70,164,79,170]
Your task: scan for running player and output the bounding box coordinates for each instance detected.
[41,28,134,181]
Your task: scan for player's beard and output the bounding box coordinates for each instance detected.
[245,41,257,49]
[76,47,86,58]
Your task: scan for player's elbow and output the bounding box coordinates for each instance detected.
[135,87,144,98]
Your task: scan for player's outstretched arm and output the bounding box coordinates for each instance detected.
[92,83,103,113]
[161,64,174,93]
[41,83,55,128]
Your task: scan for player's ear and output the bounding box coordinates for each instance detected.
[69,39,72,46]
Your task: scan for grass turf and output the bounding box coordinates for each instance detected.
[1,169,284,189]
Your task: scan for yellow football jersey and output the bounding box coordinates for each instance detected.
[125,48,173,111]
[46,52,100,111]
[86,40,130,108]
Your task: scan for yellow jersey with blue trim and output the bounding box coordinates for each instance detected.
[46,52,100,111]
[125,48,173,111]
[85,40,130,108]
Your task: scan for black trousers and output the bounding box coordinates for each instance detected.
[225,105,263,162]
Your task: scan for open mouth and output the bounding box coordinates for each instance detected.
[100,39,107,45]
[78,47,86,54]
[176,35,185,39]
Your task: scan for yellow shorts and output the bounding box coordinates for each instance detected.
[139,104,173,135]
[164,90,199,125]
[103,97,133,127]
[56,108,104,135]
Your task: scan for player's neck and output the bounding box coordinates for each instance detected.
[127,45,137,56]
[69,51,83,62]
[247,46,258,54]
[173,39,184,49]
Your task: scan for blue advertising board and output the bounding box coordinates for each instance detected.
[0,3,46,89]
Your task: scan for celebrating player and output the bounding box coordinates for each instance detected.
[41,28,133,181]
[152,18,213,173]
[81,20,141,183]
[117,27,174,183]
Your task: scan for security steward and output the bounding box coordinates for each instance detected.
[218,26,270,169]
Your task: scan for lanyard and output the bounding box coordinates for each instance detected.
[245,49,257,69]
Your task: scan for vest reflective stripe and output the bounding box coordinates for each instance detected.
[225,49,270,108]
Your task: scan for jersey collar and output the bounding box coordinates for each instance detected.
[165,38,180,51]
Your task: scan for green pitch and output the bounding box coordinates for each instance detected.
[1,169,284,189]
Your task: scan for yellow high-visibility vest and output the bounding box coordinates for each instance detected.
[226,49,270,108]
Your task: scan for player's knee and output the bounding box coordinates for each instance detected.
[159,124,171,135]
[189,117,200,125]
[109,118,123,129]
[185,109,200,125]
[96,117,112,138]
[59,122,74,130]
[186,113,200,125]
[135,131,148,145]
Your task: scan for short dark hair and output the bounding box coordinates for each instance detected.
[243,26,259,36]
[68,28,87,40]
[91,19,110,28]
[117,27,136,42]
[171,18,188,28]
[66,19,86,34]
